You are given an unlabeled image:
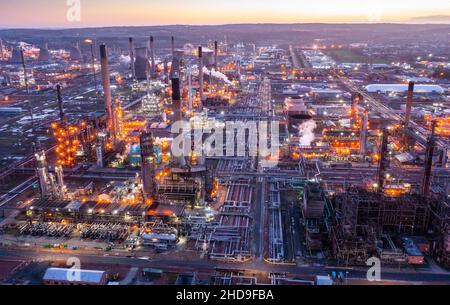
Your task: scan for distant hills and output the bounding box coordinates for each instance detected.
[0,23,449,48]
[409,15,450,23]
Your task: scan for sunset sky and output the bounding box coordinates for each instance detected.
[1,0,450,28]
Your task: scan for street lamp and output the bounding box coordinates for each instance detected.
[84,38,98,93]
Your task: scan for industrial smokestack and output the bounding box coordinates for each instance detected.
[171,77,182,122]
[351,93,361,128]
[405,81,414,126]
[376,128,389,192]
[129,37,135,79]
[198,46,205,103]
[359,109,368,156]
[56,84,66,123]
[149,36,155,78]
[99,44,114,137]
[171,36,175,58]
[140,130,157,201]
[163,58,169,84]
[214,41,218,70]
[422,121,436,196]
[0,38,4,60]
[187,68,193,111]
[171,77,186,167]
[134,47,149,80]
[20,48,29,94]
[20,47,34,131]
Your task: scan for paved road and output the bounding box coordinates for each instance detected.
[1,248,449,283]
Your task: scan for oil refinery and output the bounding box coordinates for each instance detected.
[0,21,450,288]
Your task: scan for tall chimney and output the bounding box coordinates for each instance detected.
[0,38,4,60]
[172,77,182,122]
[171,77,186,167]
[359,109,368,156]
[351,93,361,128]
[129,37,135,79]
[20,47,34,131]
[149,36,155,78]
[100,44,114,136]
[214,41,218,70]
[163,58,169,84]
[376,128,389,192]
[56,84,66,123]
[198,46,205,103]
[140,130,157,201]
[188,68,193,111]
[171,36,175,58]
[405,81,414,126]
[421,120,436,196]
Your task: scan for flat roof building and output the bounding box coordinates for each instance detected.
[43,267,107,285]
[365,84,444,94]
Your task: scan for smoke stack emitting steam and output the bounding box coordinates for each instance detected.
[202,67,231,84]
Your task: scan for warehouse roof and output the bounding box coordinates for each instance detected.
[43,267,105,283]
[365,84,444,94]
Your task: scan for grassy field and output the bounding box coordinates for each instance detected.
[324,49,388,64]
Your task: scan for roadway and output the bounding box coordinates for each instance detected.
[1,247,449,284]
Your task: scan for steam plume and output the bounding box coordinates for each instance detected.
[297,120,316,146]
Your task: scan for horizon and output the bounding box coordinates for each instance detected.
[1,0,450,28]
[1,20,450,31]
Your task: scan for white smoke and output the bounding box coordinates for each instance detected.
[119,55,131,65]
[202,67,231,84]
[183,43,213,55]
[297,120,316,146]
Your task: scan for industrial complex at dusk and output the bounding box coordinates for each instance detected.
[0,1,449,295]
